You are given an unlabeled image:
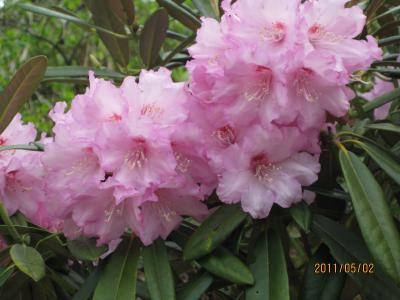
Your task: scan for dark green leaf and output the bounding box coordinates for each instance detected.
[93,238,140,300]
[199,247,254,285]
[45,66,126,80]
[85,0,130,67]
[143,239,175,300]
[193,0,219,19]
[0,56,47,134]
[371,5,400,22]
[18,3,127,39]
[379,35,400,47]
[290,202,312,233]
[366,123,400,133]
[183,204,247,260]
[72,267,102,300]
[0,266,14,287]
[355,140,400,185]
[107,0,135,26]
[363,87,400,112]
[156,0,201,31]
[299,246,345,300]
[140,9,169,69]
[339,150,400,282]
[10,244,45,282]
[312,214,400,299]
[177,273,212,300]
[67,237,107,261]
[246,229,289,300]
[93,239,140,300]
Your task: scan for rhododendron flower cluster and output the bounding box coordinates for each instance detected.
[0,114,57,229]
[41,68,216,246]
[186,0,381,217]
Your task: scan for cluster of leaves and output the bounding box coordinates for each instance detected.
[0,0,399,299]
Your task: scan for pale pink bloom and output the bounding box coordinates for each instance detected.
[301,0,382,72]
[362,78,395,120]
[43,69,215,246]
[215,125,320,218]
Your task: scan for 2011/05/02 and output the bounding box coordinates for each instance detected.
[314,263,374,274]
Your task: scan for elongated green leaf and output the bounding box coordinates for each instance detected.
[0,56,47,134]
[140,9,169,69]
[0,266,14,287]
[366,123,400,133]
[199,247,254,285]
[339,150,400,282]
[143,239,175,300]
[183,204,247,260]
[366,0,386,20]
[93,238,140,300]
[156,0,201,31]
[300,246,345,300]
[45,66,126,80]
[67,237,107,261]
[72,267,102,300]
[379,35,400,47]
[18,3,128,39]
[193,0,219,19]
[10,244,45,282]
[107,0,135,26]
[246,229,289,300]
[371,5,400,22]
[85,0,130,67]
[312,215,400,299]
[290,202,312,233]
[363,87,400,112]
[0,143,44,153]
[355,141,400,185]
[177,273,212,300]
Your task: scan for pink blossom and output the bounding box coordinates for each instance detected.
[362,78,395,120]
[42,69,215,246]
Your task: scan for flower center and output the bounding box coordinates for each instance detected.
[308,23,341,43]
[294,68,320,103]
[140,103,164,119]
[125,138,147,169]
[250,154,280,183]
[260,22,286,42]
[213,125,236,146]
[105,203,124,223]
[174,152,191,173]
[65,148,97,176]
[244,66,272,102]
[109,113,122,122]
[0,137,6,146]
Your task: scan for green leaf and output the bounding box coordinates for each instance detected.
[312,215,400,299]
[93,238,140,300]
[246,229,289,300]
[45,66,126,80]
[366,123,400,134]
[10,244,45,282]
[0,56,47,134]
[143,239,175,300]
[0,143,44,153]
[289,202,312,233]
[140,9,169,69]
[156,0,201,31]
[18,3,128,39]
[199,247,254,285]
[299,246,345,300]
[85,0,130,67]
[183,204,247,260]
[193,0,219,19]
[371,5,400,22]
[72,267,102,300]
[355,141,400,185]
[363,87,400,112]
[379,35,400,47]
[107,0,135,26]
[177,273,212,300]
[67,237,107,261]
[339,150,400,282]
[0,266,14,287]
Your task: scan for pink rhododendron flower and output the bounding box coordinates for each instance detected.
[42,69,215,246]
[187,0,381,217]
[0,115,59,230]
[362,78,395,120]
